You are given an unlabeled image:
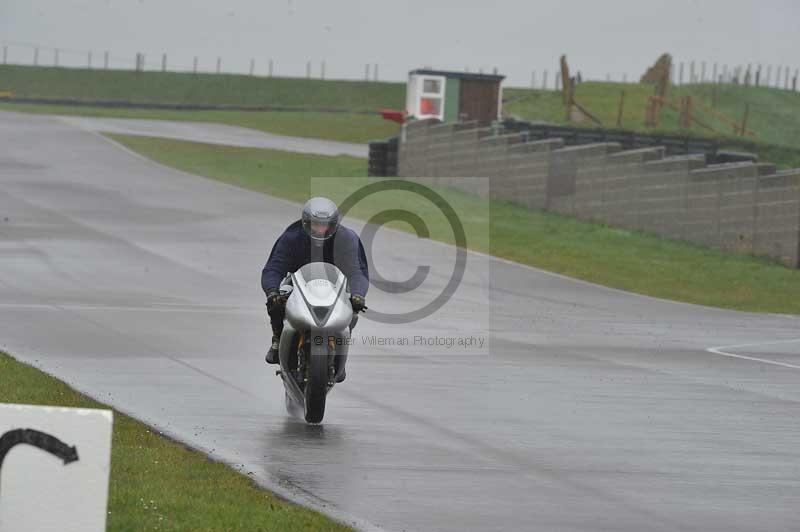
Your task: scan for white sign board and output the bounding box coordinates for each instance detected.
[0,403,113,532]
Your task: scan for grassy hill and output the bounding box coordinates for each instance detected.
[505,81,800,167]
[0,64,405,111]
[1,65,797,166]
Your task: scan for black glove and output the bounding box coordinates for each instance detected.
[266,289,286,314]
[350,294,367,313]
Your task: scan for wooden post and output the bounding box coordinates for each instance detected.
[740,103,749,137]
[616,90,625,127]
[560,55,570,104]
[755,66,761,86]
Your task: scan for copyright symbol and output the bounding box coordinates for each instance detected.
[335,179,467,325]
[313,335,324,345]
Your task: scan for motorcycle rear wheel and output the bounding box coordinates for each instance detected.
[304,342,329,423]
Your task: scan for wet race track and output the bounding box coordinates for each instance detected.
[1,111,799,531]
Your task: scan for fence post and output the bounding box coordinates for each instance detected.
[740,103,749,136]
[542,69,548,90]
[104,51,109,69]
[616,90,625,127]
[162,53,167,72]
[755,65,761,86]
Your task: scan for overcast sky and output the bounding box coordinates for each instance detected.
[1,0,797,86]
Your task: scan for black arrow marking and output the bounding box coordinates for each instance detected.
[0,428,79,473]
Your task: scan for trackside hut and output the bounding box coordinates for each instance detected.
[405,69,505,124]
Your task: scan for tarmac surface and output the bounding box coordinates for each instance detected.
[1,111,799,531]
[54,115,368,158]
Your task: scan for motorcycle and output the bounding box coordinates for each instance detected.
[275,262,354,423]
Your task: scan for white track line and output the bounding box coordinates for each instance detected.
[706,338,800,370]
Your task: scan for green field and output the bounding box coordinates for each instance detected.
[0,352,351,532]
[108,134,800,315]
[505,82,800,167]
[0,64,404,111]
[3,65,798,166]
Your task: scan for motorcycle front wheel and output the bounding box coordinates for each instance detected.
[304,342,329,423]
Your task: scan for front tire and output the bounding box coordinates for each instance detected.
[304,342,329,423]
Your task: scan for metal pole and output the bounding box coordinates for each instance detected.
[162,53,167,72]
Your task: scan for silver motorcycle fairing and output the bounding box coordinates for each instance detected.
[277,263,353,407]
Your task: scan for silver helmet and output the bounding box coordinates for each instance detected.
[301,197,340,245]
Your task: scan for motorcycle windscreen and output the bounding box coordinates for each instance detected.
[295,262,346,309]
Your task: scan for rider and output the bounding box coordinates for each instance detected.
[261,197,369,367]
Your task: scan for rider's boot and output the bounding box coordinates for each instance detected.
[265,333,280,364]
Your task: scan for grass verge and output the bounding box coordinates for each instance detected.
[0,351,351,532]
[0,101,399,144]
[108,134,800,315]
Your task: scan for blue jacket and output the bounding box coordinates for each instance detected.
[262,221,370,297]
